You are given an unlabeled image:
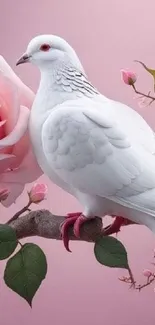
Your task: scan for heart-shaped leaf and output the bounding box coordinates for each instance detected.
[4,243,47,306]
[94,236,128,269]
[0,224,18,260]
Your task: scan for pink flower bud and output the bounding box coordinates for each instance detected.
[121,69,137,85]
[0,188,9,201]
[29,183,48,204]
[143,269,152,277]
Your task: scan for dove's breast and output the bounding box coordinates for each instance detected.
[28,104,73,195]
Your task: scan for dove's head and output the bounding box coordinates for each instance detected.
[16,34,84,72]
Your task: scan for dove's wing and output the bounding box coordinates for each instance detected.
[42,97,155,216]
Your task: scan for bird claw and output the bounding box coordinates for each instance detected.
[60,212,90,252]
[102,216,125,236]
[60,215,78,252]
[73,214,88,237]
[102,216,137,236]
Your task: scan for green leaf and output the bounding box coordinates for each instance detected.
[135,60,155,91]
[4,243,47,306]
[94,236,128,269]
[0,224,18,260]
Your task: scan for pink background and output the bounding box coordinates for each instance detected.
[1,0,155,324]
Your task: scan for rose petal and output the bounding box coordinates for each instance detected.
[10,132,29,169]
[0,106,30,148]
[0,56,21,82]
[0,120,6,139]
[0,154,15,174]
[0,179,24,206]
[0,75,20,135]
[0,149,42,207]
[0,120,6,127]
[0,56,34,109]
[0,153,15,160]
[0,188,9,201]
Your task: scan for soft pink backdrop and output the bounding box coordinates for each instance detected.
[1,0,155,324]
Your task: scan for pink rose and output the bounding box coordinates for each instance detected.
[29,183,48,204]
[0,56,42,206]
[121,69,137,85]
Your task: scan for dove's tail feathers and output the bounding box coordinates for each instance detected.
[109,189,155,229]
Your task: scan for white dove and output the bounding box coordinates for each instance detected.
[16,35,155,252]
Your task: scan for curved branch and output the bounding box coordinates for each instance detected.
[6,210,153,290]
[8,209,103,242]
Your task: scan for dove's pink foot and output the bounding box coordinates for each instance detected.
[61,212,92,252]
[73,214,90,238]
[103,216,136,236]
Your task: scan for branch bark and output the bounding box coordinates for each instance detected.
[8,209,103,243]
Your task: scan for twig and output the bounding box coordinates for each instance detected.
[119,274,155,291]
[132,84,155,102]
[7,200,31,224]
[128,267,136,288]
[135,275,155,291]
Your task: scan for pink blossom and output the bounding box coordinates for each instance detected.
[29,183,48,204]
[142,269,152,277]
[0,56,42,206]
[0,188,9,201]
[121,69,137,85]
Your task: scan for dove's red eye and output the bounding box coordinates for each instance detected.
[40,44,51,52]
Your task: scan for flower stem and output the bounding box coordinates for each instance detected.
[7,200,32,224]
[132,84,155,102]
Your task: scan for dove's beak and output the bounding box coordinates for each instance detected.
[16,53,30,66]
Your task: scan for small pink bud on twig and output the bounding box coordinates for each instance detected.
[0,188,9,201]
[142,269,152,278]
[121,69,137,85]
[28,183,48,204]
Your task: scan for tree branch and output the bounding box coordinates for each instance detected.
[7,210,155,291]
[8,209,103,242]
